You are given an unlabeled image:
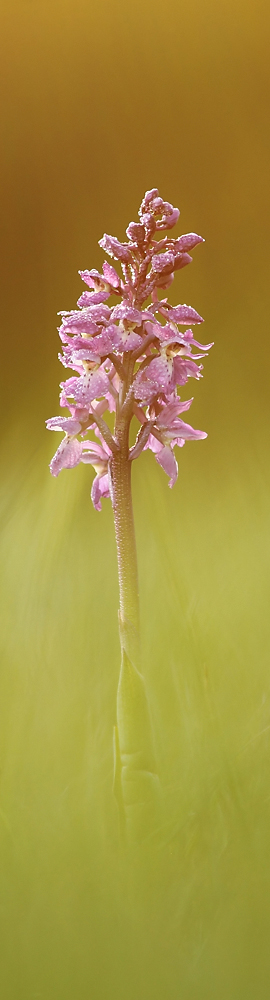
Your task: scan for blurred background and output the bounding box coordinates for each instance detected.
[1,0,270,996]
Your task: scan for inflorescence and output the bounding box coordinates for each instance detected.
[46,189,213,509]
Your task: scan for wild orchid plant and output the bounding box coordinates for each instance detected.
[46,189,213,842]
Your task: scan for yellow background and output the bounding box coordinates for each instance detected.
[1,1,270,997]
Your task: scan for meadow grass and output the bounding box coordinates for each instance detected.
[0,421,269,999]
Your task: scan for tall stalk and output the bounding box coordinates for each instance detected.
[111,359,140,667]
[46,187,211,845]
[111,359,160,843]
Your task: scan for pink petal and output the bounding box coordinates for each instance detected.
[66,328,118,360]
[173,357,203,385]
[80,451,105,466]
[151,252,175,274]
[91,472,110,511]
[163,304,204,325]
[154,272,175,290]
[169,418,208,441]
[81,440,108,461]
[59,304,111,329]
[143,318,164,339]
[147,355,172,382]
[139,190,180,233]
[183,329,214,350]
[102,261,121,288]
[46,416,82,434]
[60,370,110,407]
[156,398,193,426]
[139,189,159,212]
[59,321,99,341]
[78,268,104,288]
[126,222,145,243]
[98,234,132,263]
[163,208,180,230]
[77,290,110,307]
[139,211,156,236]
[118,331,143,352]
[173,253,193,271]
[155,446,178,487]
[146,433,163,455]
[156,324,186,346]
[49,437,83,477]
[133,356,173,402]
[173,233,204,252]
[61,345,99,368]
[110,303,142,325]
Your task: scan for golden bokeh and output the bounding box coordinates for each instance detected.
[1,0,270,996]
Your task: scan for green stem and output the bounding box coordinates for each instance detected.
[111,357,160,843]
[110,434,140,668]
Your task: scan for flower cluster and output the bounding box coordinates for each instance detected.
[46,189,213,509]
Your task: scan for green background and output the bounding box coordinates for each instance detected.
[1,0,270,996]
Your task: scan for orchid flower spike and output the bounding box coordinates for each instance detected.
[46,190,213,844]
[46,189,213,507]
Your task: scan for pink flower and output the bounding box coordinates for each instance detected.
[49,426,112,508]
[59,368,110,408]
[80,440,112,510]
[158,303,204,325]
[102,261,122,289]
[138,189,180,231]
[151,251,193,277]
[133,350,203,404]
[59,303,111,334]
[49,437,84,477]
[77,289,111,307]
[47,408,100,477]
[98,234,132,263]
[46,415,84,435]
[143,398,207,486]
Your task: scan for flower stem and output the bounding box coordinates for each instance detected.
[110,373,160,843]
[110,433,140,668]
